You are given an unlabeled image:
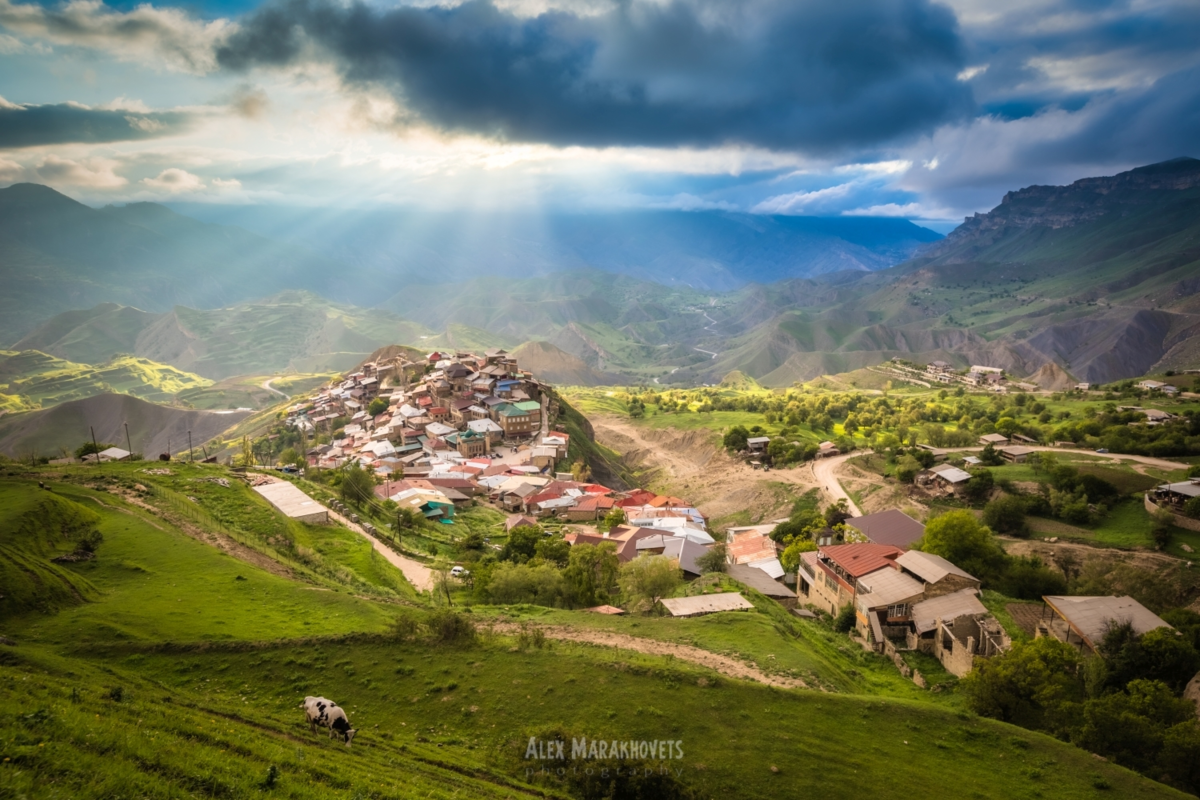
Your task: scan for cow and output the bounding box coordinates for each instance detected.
[300,696,357,747]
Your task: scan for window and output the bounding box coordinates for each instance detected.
[887,603,909,619]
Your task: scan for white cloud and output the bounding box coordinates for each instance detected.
[35,155,126,188]
[751,182,853,214]
[841,201,955,220]
[956,64,988,81]
[0,93,20,110]
[140,167,204,192]
[211,177,241,190]
[0,156,25,182]
[0,0,234,74]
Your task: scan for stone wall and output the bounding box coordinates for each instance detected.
[1145,494,1200,533]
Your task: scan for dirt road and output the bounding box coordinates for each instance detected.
[938,446,1183,472]
[328,508,434,592]
[810,451,873,517]
[261,379,290,400]
[488,622,806,689]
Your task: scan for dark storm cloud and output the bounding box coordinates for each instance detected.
[0,102,194,147]
[215,0,974,151]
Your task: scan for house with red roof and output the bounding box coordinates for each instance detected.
[797,543,904,616]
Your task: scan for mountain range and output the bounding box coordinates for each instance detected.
[4,157,1199,390]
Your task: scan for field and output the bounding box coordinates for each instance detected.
[0,463,1185,798]
[178,373,336,411]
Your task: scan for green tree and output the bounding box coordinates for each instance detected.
[696,543,728,574]
[1151,507,1175,550]
[534,535,571,567]
[918,510,1007,583]
[722,425,750,452]
[563,542,620,607]
[960,636,1085,730]
[833,603,856,633]
[1071,680,1195,774]
[340,461,377,507]
[979,442,1004,466]
[367,397,388,417]
[895,454,921,484]
[1160,720,1200,795]
[1099,623,1200,694]
[486,562,566,606]
[501,525,542,563]
[74,441,117,460]
[983,494,1029,536]
[962,468,995,504]
[601,506,627,532]
[780,538,817,573]
[618,556,682,613]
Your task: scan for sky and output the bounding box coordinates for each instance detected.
[1,0,1198,230]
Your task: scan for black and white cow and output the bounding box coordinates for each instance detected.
[300,696,357,746]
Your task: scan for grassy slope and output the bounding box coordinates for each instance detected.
[0,350,211,411]
[0,467,1185,798]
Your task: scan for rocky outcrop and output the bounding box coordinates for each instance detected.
[1027,362,1078,391]
[928,157,1200,260]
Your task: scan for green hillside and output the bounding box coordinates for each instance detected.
[0,465,1182,799]
[0,184,381,345]
[14,292,432,380]
[0,350,211,411]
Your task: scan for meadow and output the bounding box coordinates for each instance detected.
[1,464,1186,798]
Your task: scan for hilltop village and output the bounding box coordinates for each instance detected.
[260,349,1189,690]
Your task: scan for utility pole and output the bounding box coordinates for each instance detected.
[90,426,101,476]
[124,422,133,462]
[188,430,193,464]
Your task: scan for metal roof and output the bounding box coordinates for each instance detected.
[911,588,987,634]
[661,592,755,617]
[855,567,925,609]
[846,509,925,549]
[1043,595,1173,650]
[819,543,903,578]
[1158,482,1200,498]
[895,550,978,585]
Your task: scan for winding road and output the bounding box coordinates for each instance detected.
[811,451,873,517]
[262,379,290,400]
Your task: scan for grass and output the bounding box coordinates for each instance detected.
[0,465,1190,798]
[0,349,212,411]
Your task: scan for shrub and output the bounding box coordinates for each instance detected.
[983,495,1029,536]
[426,610,476,645]
[833,604,856,633]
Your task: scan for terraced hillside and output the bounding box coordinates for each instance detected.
[0,350,211,412]
[0,466,1182,800]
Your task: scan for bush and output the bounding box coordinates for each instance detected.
[696,543,728,574]
[426,610,476,645]
[983,495,1029,536]
[833,604,856,633]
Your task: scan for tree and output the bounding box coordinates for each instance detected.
[430,556,455,606]
[278,447,304,471]
[570,459,592,482]
[618,556,682,613]
[979,442,1004,466]
[1151,507,1175,550]
[1099,623,1200,694]
[780,538,817,573]
[1071,680,1195,774]
[722,425,750,452]
[983,494,1029,536]
[960,636,1085,731]
[485,562,566,606]
[824,498,851,528]
[962,468,995,504]
[501,525,542,563]
[895,454,921,483]
[367,397,388,417]
[696,543,728,574]
[918,510,1007,583]
[1160,720,1200,795]
[833,604,856,633]
[563,542,619,607]
[601,507,627,532]
[534,536,571,567]
[340,461,376,507]
[75,441,117,460]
